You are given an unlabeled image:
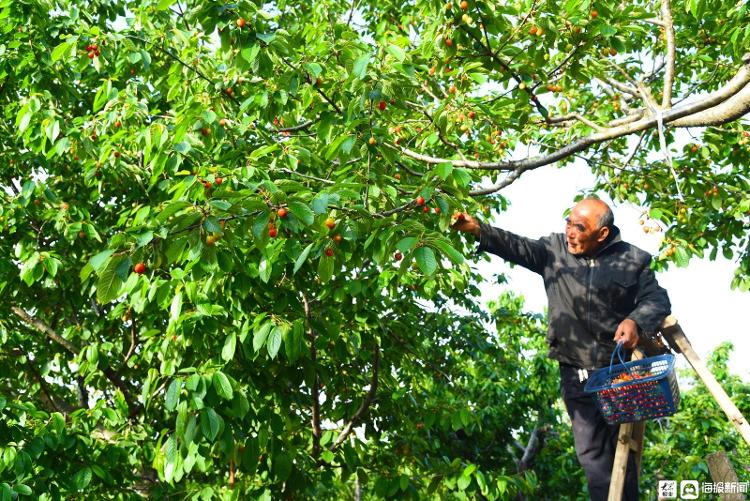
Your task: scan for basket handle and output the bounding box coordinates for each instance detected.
[609,341,632,375]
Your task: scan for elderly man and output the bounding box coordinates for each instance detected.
[452,198,671,501]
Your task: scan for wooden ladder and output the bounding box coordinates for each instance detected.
[607,316,750,501]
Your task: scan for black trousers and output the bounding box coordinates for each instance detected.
[559,363,639,501]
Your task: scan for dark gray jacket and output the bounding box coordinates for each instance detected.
[478,224,671,369]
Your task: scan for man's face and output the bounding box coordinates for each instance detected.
[565,206,607,256]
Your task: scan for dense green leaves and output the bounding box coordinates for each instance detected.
[1,0,748,498]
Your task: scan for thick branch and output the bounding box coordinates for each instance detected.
[670,81,750,126]
[397,54,750,194]
[517,424,548,473]
[469,167,528,196]
[661,0,676,108]
[329,345,380,452]
[12,306,80,354]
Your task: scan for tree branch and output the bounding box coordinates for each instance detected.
[329,345,380,452]
[670,81,750,127]
[12,306,140,418]
[302,292,322,458]
[277,119,316,132]
[460,25,549,120]
[661,0,677,108]
[516,424,549,473]
[546,113,606,132]
[276,168,335,185]
[393,53,750,194]
[12,306,80,355]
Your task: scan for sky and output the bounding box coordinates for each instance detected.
[471,160,749,379]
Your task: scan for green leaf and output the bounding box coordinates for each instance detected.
[318,255,334,283]
[241,45,260,64]
[96,256,125,303]
[249,144,279,161]
[157,0,177,9]
[386,44,406,62]
[259,256,272,283]
[13,484,32,496]
[212,371,233,400]
[352,54,370,79]
[293,243,314,274]
[163,436,178,483]
[430,239,464,265]
[45,119,60,143]
[90,249,114,273]
[72,467,92,491]
[253,322,272,353]
[274,453,293,481]
[1,484,13,500]
[51,40,73,62]
[414,247,437,275]
[134,231,154,248]
[165,379,180,411]
[203,217,222,233]
[396,237,418,253]
[93,80,113,113]
[457,473,472,491]
[221,333,237,362]
[674,247,690,267]
[267,324,286,359]
[157,201,192,223]
[311,193,329,214]
[200,408,223,442]
[201,110,217,124]
[288,201,315,226]
[435,162,454,180]
[284,320,304,363]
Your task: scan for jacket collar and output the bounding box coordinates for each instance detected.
[592,225,622,257]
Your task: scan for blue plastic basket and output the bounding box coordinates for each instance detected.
[584,343,680,425]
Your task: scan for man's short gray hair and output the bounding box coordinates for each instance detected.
[597,205,614,230]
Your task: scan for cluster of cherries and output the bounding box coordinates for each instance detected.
[85,43,100,59]
[611,371,648,385]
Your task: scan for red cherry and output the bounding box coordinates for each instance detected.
[215,177,223,185]
[416,196,426,206]
[277,208,288,218]
[378,100,387,111]
[434,207,441,214]
[325,248,334,257]
[268,227,278,238]
[423,206,430,213]
[394,251,403,261]
[203,181,212,189]
[133,262,146,274]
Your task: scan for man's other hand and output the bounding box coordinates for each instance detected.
[451,213,481,237]
[613,318,639,350]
